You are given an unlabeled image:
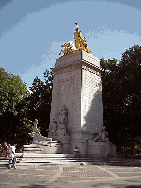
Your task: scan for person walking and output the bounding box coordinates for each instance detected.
[8,145,16,169]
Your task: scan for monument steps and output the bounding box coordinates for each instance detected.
[22,148,43,154]
[23,148,43,151]
[21,153,75,158]
[0,156,133,167]
[22,141,62,154]
[17,153,127,164]
[1,151,136,167]
[19,158,92,162]
[23,144,41,147]
[14,153,93,164]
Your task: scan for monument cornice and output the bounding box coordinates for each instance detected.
[53,51,103,75]
[53,61,82,75]
[53,61,102,76]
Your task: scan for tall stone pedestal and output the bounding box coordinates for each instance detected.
[49,50,116,158]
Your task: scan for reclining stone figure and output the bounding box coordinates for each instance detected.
[93,125,110,143]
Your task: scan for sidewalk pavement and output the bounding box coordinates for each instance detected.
[0,157,141,188]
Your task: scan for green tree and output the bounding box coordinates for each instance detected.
[26,68,54,136]
[118,45,141,152]
[101,45,141,153]
[0,68,32,146]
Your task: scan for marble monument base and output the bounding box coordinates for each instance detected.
[48,136,71,154]
[50,135,116,159]
[87,141,116,159]
[25,131,116,158]
[64,138,116,159]
[23,132,62,154]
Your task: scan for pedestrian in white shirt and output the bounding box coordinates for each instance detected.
[8,145,16,169]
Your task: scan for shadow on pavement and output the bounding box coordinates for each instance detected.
[90,159,141,167]
[20,185,47,188]
[19,183,67,188]
[92,183,141,188]
[20,185,55,188]
[125,186,141,188]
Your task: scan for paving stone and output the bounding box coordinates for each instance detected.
[0,162,141,185]
[55,176,107,183]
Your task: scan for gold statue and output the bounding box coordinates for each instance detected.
[59,22,91,55]
[59,41,77,55]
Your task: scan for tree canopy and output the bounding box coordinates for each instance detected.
[0,67,54,146]
[0,68,32,145]
[101,45,141,153]
[25,68,54,136]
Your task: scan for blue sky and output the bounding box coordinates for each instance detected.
[0,0,141,88]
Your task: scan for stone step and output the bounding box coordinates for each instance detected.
[19,158,129,163]
[34,141,60,146]
[18,157,93,164]
[20,157,91,161]
[23,148,43,151]
[23,144,40,148]
[22,153,75,158]
[0,157,128,163]
[19,160,92,163]
[0,157,92,166]
[2,157,140,167]
[35,140,59,143]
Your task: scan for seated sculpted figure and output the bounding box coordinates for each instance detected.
[57,123,66,136]
[93,125,109,142]
[48,119,57,136]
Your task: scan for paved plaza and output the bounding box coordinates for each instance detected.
[0,160,141,188]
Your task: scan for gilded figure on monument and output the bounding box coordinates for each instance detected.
[59,22,91,55]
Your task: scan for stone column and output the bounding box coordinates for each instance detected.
[49,50,103,156]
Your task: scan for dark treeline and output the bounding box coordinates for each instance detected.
[101,45,141,154]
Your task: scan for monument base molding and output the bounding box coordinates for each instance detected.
[87,141,116,159]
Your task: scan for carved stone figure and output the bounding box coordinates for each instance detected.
[33,119,40,134]
[93,125,109,143]
[57,123,66,136]
[49,119,57,136]
[29,119,41,137]
[60,105,68,126]
[57,105,68,136]
[49,105,69,136]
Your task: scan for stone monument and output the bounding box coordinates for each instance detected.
[23,119,62,154]
[48,22,116,158]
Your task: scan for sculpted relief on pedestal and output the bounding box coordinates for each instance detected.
[49,105,69,137]
[93,125,111,144]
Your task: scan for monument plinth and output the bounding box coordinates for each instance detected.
[48,23,116,158]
